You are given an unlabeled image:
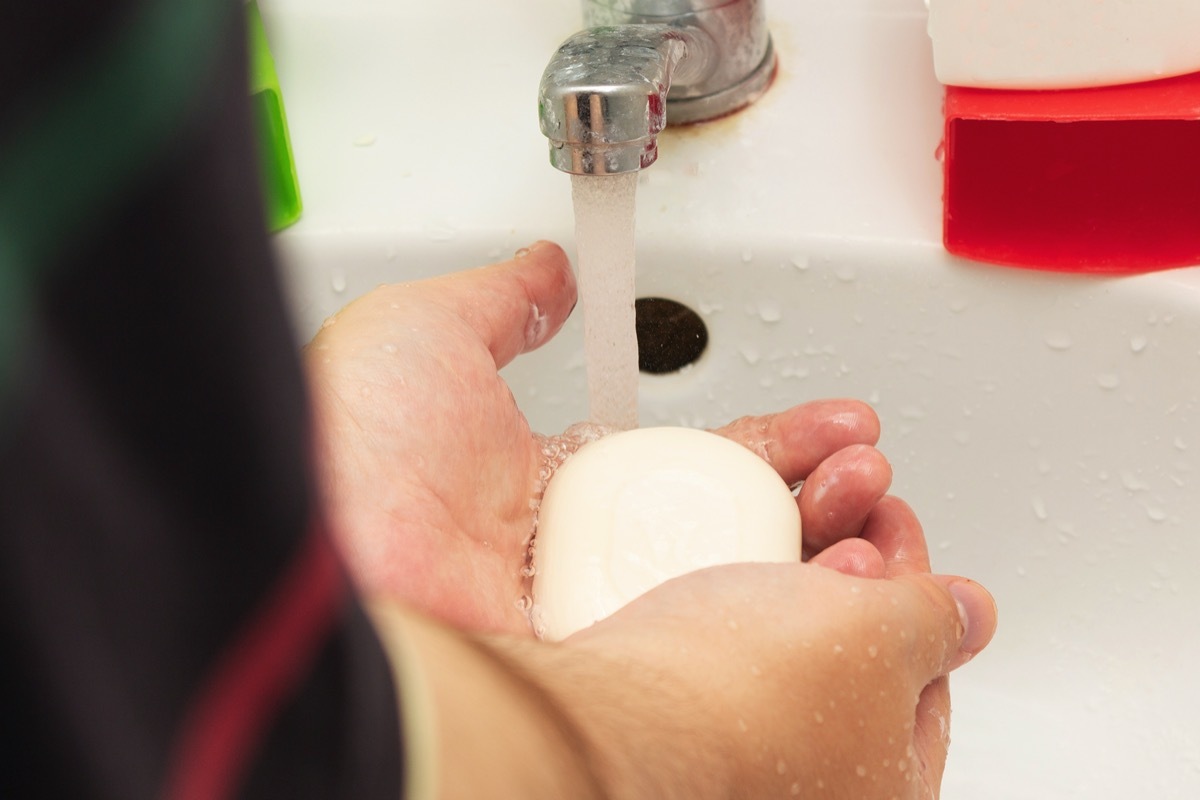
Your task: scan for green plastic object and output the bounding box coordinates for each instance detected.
[247,0,302,231]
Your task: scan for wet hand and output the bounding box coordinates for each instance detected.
[307,242,904,634]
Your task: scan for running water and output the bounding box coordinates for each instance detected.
[570,172,640,431]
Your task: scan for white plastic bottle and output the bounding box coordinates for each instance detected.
[926,0,1200,89]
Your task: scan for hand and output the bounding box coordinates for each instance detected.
[499,498,996,800]
[318,242,999,798]
[306,242,894,634]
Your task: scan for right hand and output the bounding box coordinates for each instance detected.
[498,496,996,800]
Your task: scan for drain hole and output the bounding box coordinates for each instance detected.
[635,297,708,374]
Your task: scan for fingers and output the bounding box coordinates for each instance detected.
[857,496,931,578]
[717,400,881,486]
[431,241,577,369]
[797,444,892,555]
[807,537,886,578]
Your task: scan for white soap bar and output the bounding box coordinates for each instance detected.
[927,0,1200,89]
[531,427,801,641]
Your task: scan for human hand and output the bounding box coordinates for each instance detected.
[503,498,996,800]
[306,241,894,634]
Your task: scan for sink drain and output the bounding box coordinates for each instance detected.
[635,297,708,374]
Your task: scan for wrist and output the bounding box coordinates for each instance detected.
[493,634,735,800]
[369,602,605,800]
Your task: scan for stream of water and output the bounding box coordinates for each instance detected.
[570,172,641,431]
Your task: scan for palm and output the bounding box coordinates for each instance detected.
[306,244,892,635]
[307,272,549,634]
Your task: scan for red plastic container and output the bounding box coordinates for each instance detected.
[943,71,1200,273]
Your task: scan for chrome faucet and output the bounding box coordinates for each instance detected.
[538,0,776,175]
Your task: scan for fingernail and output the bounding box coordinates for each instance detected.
[948,580,996,656]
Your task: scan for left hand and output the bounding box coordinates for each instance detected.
[305,241,893,635]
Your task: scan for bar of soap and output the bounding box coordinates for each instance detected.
[927,0,1200,89]
[532,427,801,641]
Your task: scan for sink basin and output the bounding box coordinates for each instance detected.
[266,0,1200,795]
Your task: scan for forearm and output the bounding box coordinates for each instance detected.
[369,602,608,800]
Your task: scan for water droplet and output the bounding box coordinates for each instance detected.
[1147,506,1168,522]
[739,345,761,365]
[757,301,782,323]
[1044,332,1073,351]
[790,255,810,271]
[750,665,763,677]
[741,248,754,263]
[737,718,749,733]
[813,710,824,723]
[856,765,867,777]
[835,265,857,283]
[514,247,531,258]
[790,782,801,795]
[1121,471,1148,492]
[776,759,787,775]
[353,133,377,147]
[1031,496,1049,521]
[1130,335,1149,354]
[867,644,879,658]
[381,343,397,354]
[330,270,347,294]
[1097,373,1121,390]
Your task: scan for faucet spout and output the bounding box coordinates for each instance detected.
[538,1,776,175]
[539,25,706,175]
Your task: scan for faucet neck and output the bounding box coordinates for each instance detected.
[583,0,774,112]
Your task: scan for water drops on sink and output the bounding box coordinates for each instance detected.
[330,269,347,294]
[1044,331,1073,351]
[739,344,761,365]
[756,300,783,323]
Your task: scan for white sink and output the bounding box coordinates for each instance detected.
[267,0,1200,795]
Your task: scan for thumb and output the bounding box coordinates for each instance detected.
[426,241,577,369]
[897,574,997,679]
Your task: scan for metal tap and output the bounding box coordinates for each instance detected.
[538,0,776,175]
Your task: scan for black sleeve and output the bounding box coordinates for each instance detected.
[0,2,404,798]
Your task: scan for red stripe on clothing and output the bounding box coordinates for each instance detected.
[161,524,347,800]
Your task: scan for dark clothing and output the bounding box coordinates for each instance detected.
[1,2,404,797]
